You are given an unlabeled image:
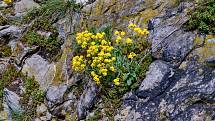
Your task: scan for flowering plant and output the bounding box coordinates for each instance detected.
[72,23,151,89]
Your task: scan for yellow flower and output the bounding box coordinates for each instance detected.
[114,31,120,36]
[128,52,137,59]
[128,23,136,28]
[3,0,12,4]
[110,66,115,72]
[116,36,122,43]
[120,31,126,36]
[111,57,116,61]
[126,38,133,45]
[113,78,120,86]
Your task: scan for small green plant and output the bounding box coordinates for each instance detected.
[23,0,82,24]
[21,0,80,60]
[0,45,11,57]
[185,0,215,34]
[0,15,8,26]
[72,24,152,119]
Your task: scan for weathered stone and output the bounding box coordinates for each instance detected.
[205,56,215,67]
[45,85,67,107]
[77,79,98,120]
[14,0,40,14]
[149,2,195,67]
[136,60,173,99]
[36,103,47,116]
[0,26,21,44]
[22,54,56,90]
[118,60,215,120]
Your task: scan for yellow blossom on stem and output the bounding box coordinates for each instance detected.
[113,78,120,86]
[126,38,133,45]
[128,23,136,28]
[128,52,137,59]
[114,31,120,36]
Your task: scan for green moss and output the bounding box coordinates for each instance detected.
[21,30,62,61]
[0,45,12,57]
[19,77,45,121]
[23,0,82,24]
[185,0,215,34]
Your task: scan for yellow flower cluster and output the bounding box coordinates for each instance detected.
[76,31,105,48]
[114,31,133,45]
[128,52,137,59]
[128,23,149,36]
[72,55,86,71]
[74,31,119,85]
[3,0,12,4]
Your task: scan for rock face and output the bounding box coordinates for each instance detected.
[0,0,215,120]
[77,79,98,120]
[14,0,40,14]
[136,60,173,99]
[149,2,196,67]
[22,54,56,90]
[116,2,215,121]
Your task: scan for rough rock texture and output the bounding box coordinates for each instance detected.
[77,79,98,120]
[14,0,40,14]
[149,2,196,67]
[46,85,67,108]
[115,2,215,121]
[0,0,215,120]
[136,60,173,99]
[22,54,56,90]
[0,26,22,44]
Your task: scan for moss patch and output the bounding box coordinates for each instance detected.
[185,0,215,34]
[0,45,12,57]
[0,15,8,26]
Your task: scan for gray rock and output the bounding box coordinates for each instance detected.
[36,103,47,116]
[3,88,22,120]
[149,2,196,67]
[118,60,215,121]
[45,85,67,107]
[14,0,40,14]
[205,56,215,67]
[22,54,56,90]
[77,79,98,120]
[136,60,173,99]
[0,26,21,44]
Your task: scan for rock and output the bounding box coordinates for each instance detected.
[205,56,215,67]
[118,60,215,120]
[77,79,98,120]
[136,60,173,99]
[45,85,67,107]
[149,2,196,67]
[0,26,22,44]
[0,61,8,74]
[36,103,47,116]
[22,54,56,90]
[3,88,22,112]
[3,88,22,120]
[14,0,40,14]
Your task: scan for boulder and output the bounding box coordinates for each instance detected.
[22,54,56,90]
[136,60,173,99]
[14,0,40,14]
[77,79,98,120]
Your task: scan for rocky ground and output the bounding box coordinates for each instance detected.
[0,0,214,121]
